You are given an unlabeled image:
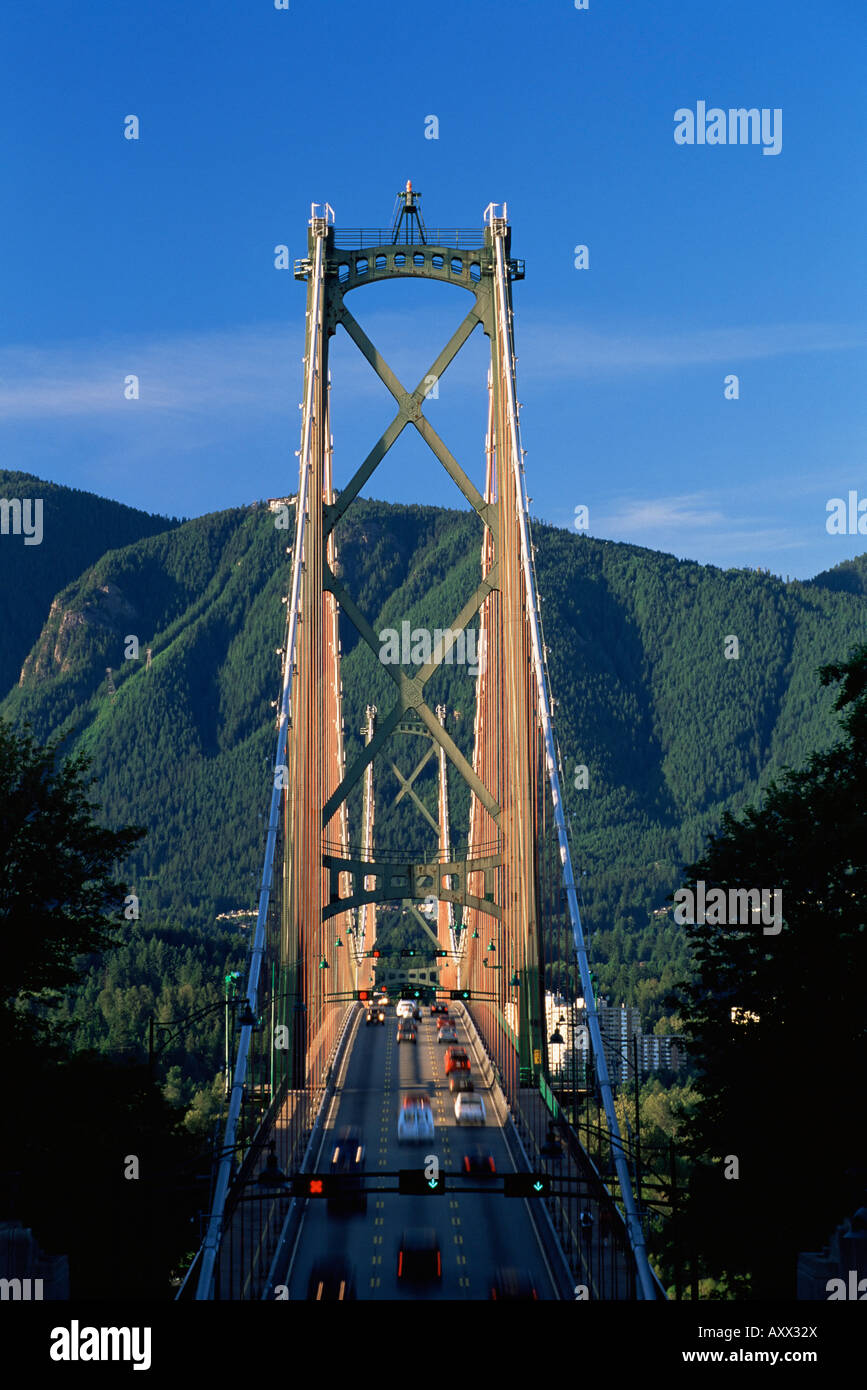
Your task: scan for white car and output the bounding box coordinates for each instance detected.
[398,1098,435,1144]
[454,1093,486,1126]
[396,1000,415,1020]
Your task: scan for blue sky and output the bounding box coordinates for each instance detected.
[1,0,864,578]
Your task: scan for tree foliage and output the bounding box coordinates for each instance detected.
[670,640,867,1296]
[0,719,145,1041]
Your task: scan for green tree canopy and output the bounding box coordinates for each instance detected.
[671,640,867,1297]
[0,719,145,1041]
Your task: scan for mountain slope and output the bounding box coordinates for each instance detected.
[0,470,178,698]
[3,495,866,1020]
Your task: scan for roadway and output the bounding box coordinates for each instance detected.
[277,1002,562,1300]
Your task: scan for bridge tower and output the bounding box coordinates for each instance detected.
[194,189,655,1301]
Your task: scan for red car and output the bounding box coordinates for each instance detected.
[444,1047,470,1075]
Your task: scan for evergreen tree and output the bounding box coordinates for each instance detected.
[0,719,145,1046]
[670,641,867,1296]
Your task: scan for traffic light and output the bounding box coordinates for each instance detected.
[400,948,416,958]
[399,1170,445,1196]
[433,949,448,957]
[450,989,471,1000]
[503,1173,550,1198]
[356,990,371,1001]
[292,1175,335,1197]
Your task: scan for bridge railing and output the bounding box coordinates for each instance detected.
[333,227,485,251]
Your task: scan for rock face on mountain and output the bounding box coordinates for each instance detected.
[0,469,176,698]
[20,584,140,685]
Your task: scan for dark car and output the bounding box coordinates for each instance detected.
[329,1125,366,1212]
[490,1266,539,1300]
[397,1227,442,1283]
[396,1021,416,1044]
[462,1147,496,1177]
[448,1073,475,1095]
[366,1007,386,1025]
[430,1001,448,1015]
[307,1256,356,1300]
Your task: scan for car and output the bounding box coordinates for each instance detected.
[401,1091,431,1110]
[397,1096,435,1144]
[329,1125,366,1212]
[454,1093,486,1125]
[444,1046,470,1075]
[490,1266,539,1300]
[397,1227,442,1283]
[462,1147,496,1177]
[430,1001,448,1015]
[411,1002,422,1021]
[396,999,415,1020]
[307,1256,357,1300]
[396,1021,416,1044]
[437,1025,457,1043]
[366,1007,386,1025]
[448,1073,475,1095]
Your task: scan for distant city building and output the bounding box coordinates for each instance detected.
[637,1033,683,1073]
[267,495,297,512]
[596,1002,641,1084]
[545,995,682,1083]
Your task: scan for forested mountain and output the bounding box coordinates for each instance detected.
[3,488,866,1049]
[0,469,178,699]
[807,552,867,596]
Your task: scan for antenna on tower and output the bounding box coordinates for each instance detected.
[390,180,427,245]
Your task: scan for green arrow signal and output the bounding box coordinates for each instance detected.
[428,1179,438,1189]
[533,1181,544,1192]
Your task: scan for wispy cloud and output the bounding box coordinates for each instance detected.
[518,319,867,379]
[593,490,811,564]
[2,313,862,426]
[0,325,301,420]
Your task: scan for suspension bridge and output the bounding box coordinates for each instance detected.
[183,187,663,1302]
